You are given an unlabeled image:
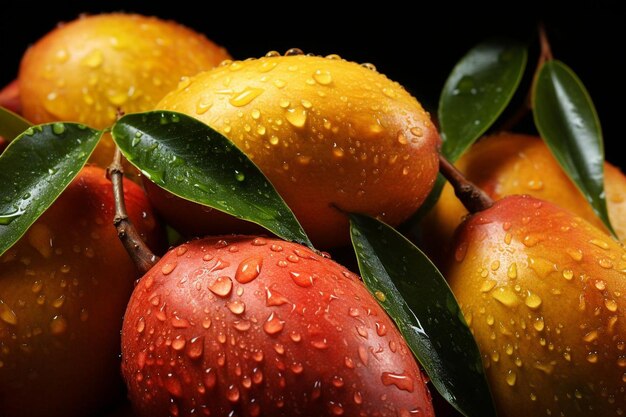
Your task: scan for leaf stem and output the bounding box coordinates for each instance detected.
[499,23,554,132]
[438,154,493,213]
[107,147,159,275]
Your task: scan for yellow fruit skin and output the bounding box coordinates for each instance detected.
[423,133,626,264]
[18,13,230,167]
[156,55,440,248]
[447,195,625,417]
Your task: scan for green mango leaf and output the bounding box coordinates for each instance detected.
[112,111,312,248]
[533,60,615,236]
[0,106,31,143]
[440,39,527,162]
[350,213,496,417]
[0,123,101,256]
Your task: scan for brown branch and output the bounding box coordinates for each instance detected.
[107,147,159,275]
[439,154,493,213]
[499,22,554,132]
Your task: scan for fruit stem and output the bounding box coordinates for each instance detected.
[499,23,554,132]
[438,154,493,213]
[108,147,159,274]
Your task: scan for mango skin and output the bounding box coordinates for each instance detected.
[18,13,230,167]
[0,166,164,417]
[122,235,435,417]
[155,54,440,248]
[446,195,626,417]
[423,133,626,265]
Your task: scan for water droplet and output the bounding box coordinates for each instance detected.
[81,49,103,68]
[562,269,574,280]
[381,372,414,392]
[505,370,517,386]
[590,239,610,249]
[491,287,520,307]
[171,316,190,328]
[605,299,618,312]
[0,300,18,325]
[290,271,313,287]
[186,336,204,360]
[165,373,183,397]
[209,276,233,297]
[161,262,177,275]
[227,300,246,315]
[525,292,542,309]
[329,401,344,416]
[172,335,186,351]
[52,123,65,135]
[290,362,304,374]
[587,352,599,363]
[507,263,518,279]
[375,321,388,336]
[313,69,332,85]
[229,87,264,107]
[374,291,386,302]
[234,170,246,182]
[566,248,584,261]
[285,107,307,127]
[236,256,263,283]
[285,48,304,56]
[136,317,145,333]
[266,288,290,306]
[480,280,497,293]
[227,385,240,402]
[263,312,285,335]
[204,368,217,389]
[0,207,25,225]
[50,315,67,335]
[533,317,545,331]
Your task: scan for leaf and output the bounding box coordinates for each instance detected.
[350,213,496,417]
[0,123,101,256]
[532,60,615,235]
[112,111,312,248]
[440,39,527,162]
[0,106,31,143]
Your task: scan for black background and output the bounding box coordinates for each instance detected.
[1,2,624,167]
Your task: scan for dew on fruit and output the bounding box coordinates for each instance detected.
[161,262,177,275]
[492,287,520,307]
[263,312,285,335]
[605,299,618,312]
[266,287,290,306]
[49,315,68,335]
[81,49,104,68]
[567,248,584,261]
[171,316,190,328]
[525,292,542,309]
[285,107,307,127]
[290,271,314,287]
[381,371,415,392]
[235,255,263,283]
[209,276,233,297]
[505,370,517,386]
[165,373,183,397]
[329,401,344,416]
[533,317,545,331]
[0,300,18,325]
[587,352,599,363]
[172,335,186,351]
[229,87,264,107]
[227,300,246,315]
[227,385,240,402]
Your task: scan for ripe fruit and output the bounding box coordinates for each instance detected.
[121,235,434,417]
[0,166,164,417]
[0,80,20,114]
[18,13,230,167]
[446,195,625,416]
[153,53,440,248]
[422,133,626,263]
